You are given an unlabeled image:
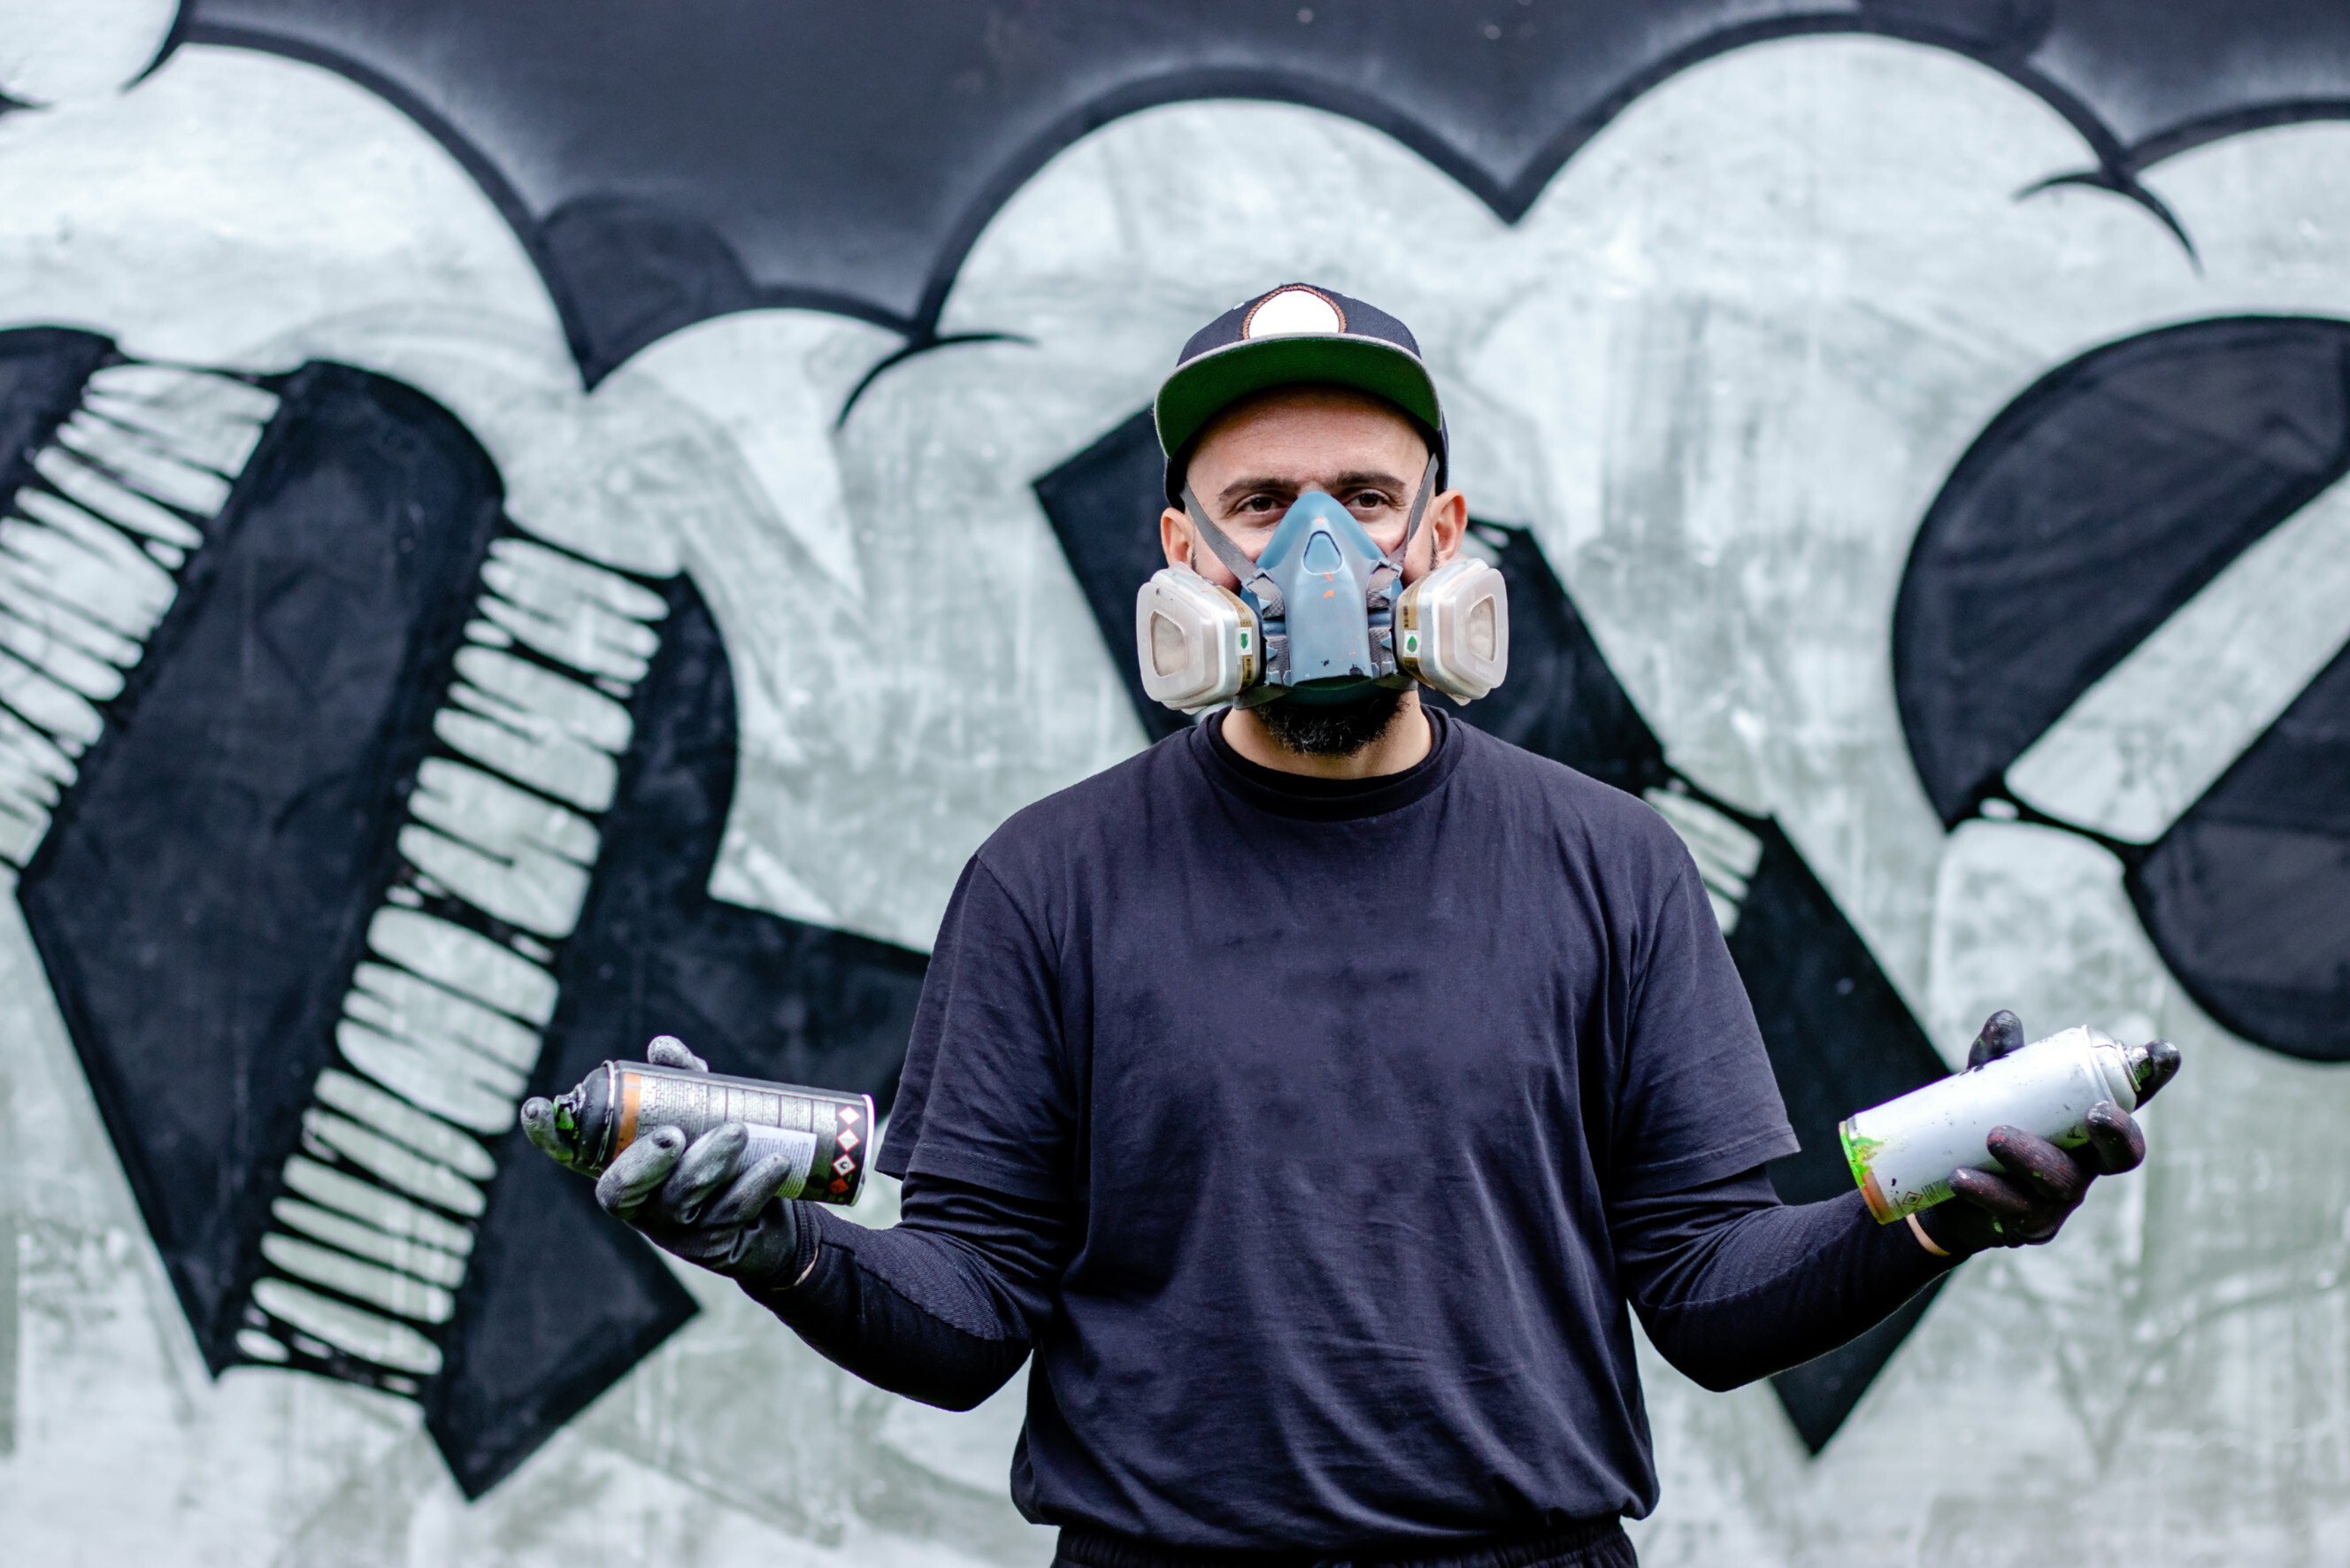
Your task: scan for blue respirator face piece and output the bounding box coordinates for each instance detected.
[1133,452,1509,715]
[1248,492,1394,703]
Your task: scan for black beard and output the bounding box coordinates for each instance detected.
[1254,685,1407,757]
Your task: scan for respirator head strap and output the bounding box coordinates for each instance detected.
[1179,486,1285,619]
[1363,453,1441,634]
[1389,452,1442,575]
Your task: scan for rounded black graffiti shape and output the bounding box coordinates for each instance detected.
[1894,315,2350,1062]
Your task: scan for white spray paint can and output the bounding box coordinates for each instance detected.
[1839,1026,2157,1224]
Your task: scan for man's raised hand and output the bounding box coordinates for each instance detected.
[522,1035,806,1285]
[1916,1010,2179,1256]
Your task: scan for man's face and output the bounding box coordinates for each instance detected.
[1160,386,1467,581]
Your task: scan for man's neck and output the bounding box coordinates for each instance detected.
[1220,691,1433,780]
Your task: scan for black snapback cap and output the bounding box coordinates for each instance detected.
[1154,283,1447,503]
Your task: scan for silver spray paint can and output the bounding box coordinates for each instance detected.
[1839,1026,2160,1224]
[549,1060,875,1205]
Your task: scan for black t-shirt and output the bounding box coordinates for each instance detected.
[878,710,1798,1547]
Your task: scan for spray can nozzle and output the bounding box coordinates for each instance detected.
[549,1069,608,1148]
[2122,1037,2183,1098]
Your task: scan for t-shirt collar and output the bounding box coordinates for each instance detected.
[1195,705,1464,821]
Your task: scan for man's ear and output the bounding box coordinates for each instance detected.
[1161,506,1194,571]
[1417,489,1470,577]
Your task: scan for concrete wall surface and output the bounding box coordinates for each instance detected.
[0,4,2346,1564]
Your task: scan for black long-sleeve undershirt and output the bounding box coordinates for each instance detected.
[745,1167,1955,1410]
[747,1178,1069,1411]
[1607,1172,1954,1391]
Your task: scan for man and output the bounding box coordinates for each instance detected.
[525,285,2177,1568]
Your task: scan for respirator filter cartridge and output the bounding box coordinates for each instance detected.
[1136,567,1261,711]
[1395,557,1509,704]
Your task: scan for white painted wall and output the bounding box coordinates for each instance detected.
[0,16,2345,1565]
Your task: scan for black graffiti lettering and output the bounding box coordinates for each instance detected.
[0,351,274,865]
[3,334,928,1493]
[167,4,2350,382]
[235,521,669,1380]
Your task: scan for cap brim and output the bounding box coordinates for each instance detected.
[1154,334,1442,462]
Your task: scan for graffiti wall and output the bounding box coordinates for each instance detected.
[1,2,2346,1564]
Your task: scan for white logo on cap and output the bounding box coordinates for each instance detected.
[1243,287,1345,339]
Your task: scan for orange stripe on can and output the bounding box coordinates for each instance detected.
[1859,1167,1895,1225]
[616,1068,642,1156]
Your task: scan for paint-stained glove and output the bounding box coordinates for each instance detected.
[520,1036,806,1286]
[1914,1010,2180,1256]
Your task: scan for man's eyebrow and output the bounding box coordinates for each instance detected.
[1213,474,1300,507]
[1212,470,1410,508]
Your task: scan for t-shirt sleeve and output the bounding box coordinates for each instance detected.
[1607,840,1799,1199]
[875,852,1078,1203]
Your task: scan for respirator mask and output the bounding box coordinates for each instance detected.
[1135,453,1509,714]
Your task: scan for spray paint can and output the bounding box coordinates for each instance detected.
[548,1060,875,1205]
[1839,1026,2162,1224]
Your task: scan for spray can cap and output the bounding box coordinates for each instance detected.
[549,1063,616,1167]
[2122,1037,2183,1095]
